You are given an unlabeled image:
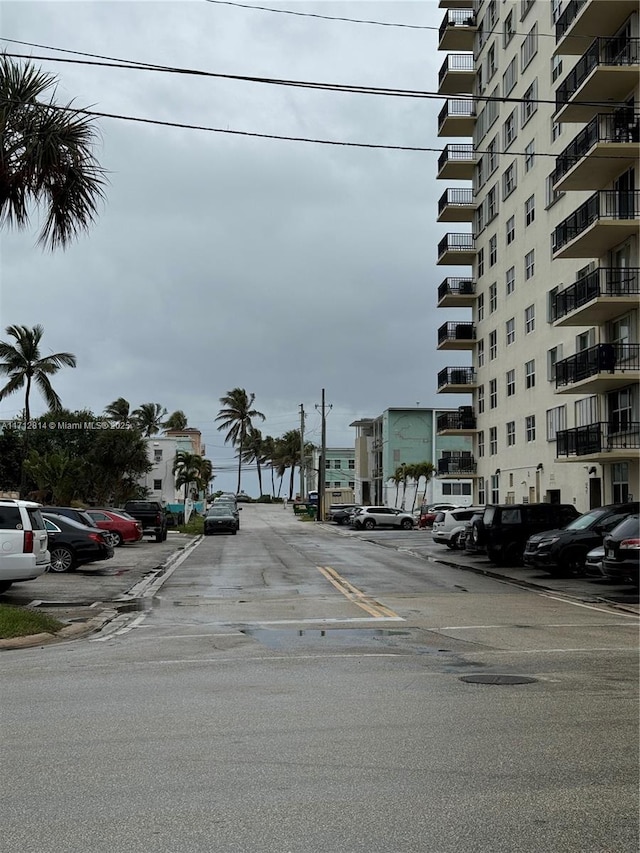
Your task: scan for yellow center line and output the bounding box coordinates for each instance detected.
[317,566,401,620]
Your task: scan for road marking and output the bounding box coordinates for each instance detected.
[538,593,640,617]
[439,622,636,630]
[317,566,403,620]
[487,647,638,654]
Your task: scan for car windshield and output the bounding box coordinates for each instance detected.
[207,507,233,516]
[563,509,608,531]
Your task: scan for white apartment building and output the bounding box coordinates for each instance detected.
[140,436,179,504]
[436,0,639,512]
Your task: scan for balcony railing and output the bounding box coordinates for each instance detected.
[438,53,475,84]
[438,232,475,256]
[552,113,640,186]
[552,268,640,321]
[555,343,640,389]
[438,9,476,42]
[437,366,477,389]
[437,144,475,173]
[556,421,640,458]
[555,0,587,41]
[438,99,476,129]
[552,191,639,254]
[556,37,640,112]
[437,277,475,301]
[438,321,476,345]
[438,188,474,216]
[437,411,476,431]
[438,456,477,475]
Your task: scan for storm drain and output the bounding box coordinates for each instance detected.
[459,674,538,685]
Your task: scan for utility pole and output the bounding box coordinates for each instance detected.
[316,388,330,521]
[299,403,305,501]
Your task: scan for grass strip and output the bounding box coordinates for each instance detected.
[0,604,65,639]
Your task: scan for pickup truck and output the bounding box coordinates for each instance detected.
[122,501,169,542]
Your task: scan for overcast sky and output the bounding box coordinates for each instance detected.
[1,0,471,494]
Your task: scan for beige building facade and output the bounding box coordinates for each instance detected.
[436,0,639,513]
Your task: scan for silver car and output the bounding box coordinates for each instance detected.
[351,507,415,531]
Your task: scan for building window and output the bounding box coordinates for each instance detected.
[521,79,538,126]
[489,235,497,267]
[477,292,485,322]
[506,266,515,295]
[487,185,497,222]
[154,449,163,462]
[325,459,331,468]
[502,161,516,199]
[547,344,563,381]
[503,110,517,150]
[506,317,515,345]
[506,215,515,245]
[521,22,538,70]
[348,480,355,489]
[478,430,485,458]
[333,460,341,468]
[525,414,536,442]
[551,121,562,143]
[478,384,485,414]
[153,479,162,491]
[478,339,485,368]
[546,174,564,208]
[546,405,567,441]
[525,359,536,388]
[506,368,515,396]
[503,56,517,97]
[348,459,355,469]
[489,282,497,313]
[488,136,498,174]
[575,396,599,427]
[525,304,535,333]
[551,0,563,25]
[476,199,485,234]
[487,43,497,80]
[333,481,341,488]
[525,249,535,280]
[489,378,497,409]
[503,10,514,46]
[489,427,498,456]
[524,140,535,172]
[611,462,630,503]
[478,247,485,278]
[506,421,516,446]
[551,54,563,83]
[489,330,497,360]
[524,194,535,226]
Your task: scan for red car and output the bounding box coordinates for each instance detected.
[85,509,143,546]
[418,503,461,529]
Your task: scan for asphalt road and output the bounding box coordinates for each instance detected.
[2,504,638,852]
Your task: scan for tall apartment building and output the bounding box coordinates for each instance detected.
[435,0,639,512]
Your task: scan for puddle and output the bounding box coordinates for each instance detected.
[242,627,413,651]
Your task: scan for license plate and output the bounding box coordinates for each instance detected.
[607,549,615,558]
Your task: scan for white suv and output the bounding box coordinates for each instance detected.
[0,499,50,593]
[351,507,415,531]
[432,506,485,549]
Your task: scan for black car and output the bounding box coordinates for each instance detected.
[45,505,118,548]
[329,505,359,525]
[203,505,238,535]
[43,512,114,573]
[471,503,580,566]
[523,502,639,577]
[602,515,640,586]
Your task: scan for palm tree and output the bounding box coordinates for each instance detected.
[132,402,167,437]
[172,451,205,502]
[391,466,405,508]
[163,410,188,431]
[0,324,76,423]
[412,461,435,510]
[104,397,131,421]
[0,54,107,250]
[241,425,266,497]
[261,435,277,497]
[215,388,265,493]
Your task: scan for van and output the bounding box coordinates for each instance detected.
[0,499,50,593]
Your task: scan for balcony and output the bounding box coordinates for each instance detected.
[437,407,477,435]
[555,342,640,394]
[438,9,477,51]
[552,112,640,191]
[437,144,477,180]
[439,0,473,8]
[552,190,639,259]
[437,232,476,265]
[556,421,640,464]
[438,99,476,137]
[437,188,475,223]
[555,37,640,124]
[437,366,477,393]
[555,0,638,56]
[437,321,476,350]
[552,267,640,326]
[437,276,476,308]
[438,54,475,96]
[437,455,477,477]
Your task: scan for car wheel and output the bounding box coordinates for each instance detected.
[364,519,376,530]
[232,529,237,535]
[155,531,163,542]
[559,546,588,576]
[504,542,523,566]
[0,581,13,594]
[401,518,413,530]
[113,532,124,547]
[470,519,485,546]
[486,547,502,565]
[49,546,75,573]
[162,529,168,541]
[447,533,460,549]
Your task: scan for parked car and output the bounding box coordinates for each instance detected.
[432,506,484,549]
[85,509,144,546]
[523,502,639,576]
[351,507,415,531]
[0,499,50,593]
[235,492,252,503]
[203,505,238,535]
[42,512,114,573]
[214,496,241,527]
[602,514,640,586]
[122,500,169,542]
[458,510,485,554]
[418,503,460,529]
[584,545,606,578]
[329,505,359,525]
[472,503,580,566]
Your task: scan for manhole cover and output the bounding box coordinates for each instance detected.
[459,674,538,685]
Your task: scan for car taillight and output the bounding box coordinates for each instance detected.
[89,532,105,544]
[620,538,640,550]
[155,513,161,524]
[23,531,34,553]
